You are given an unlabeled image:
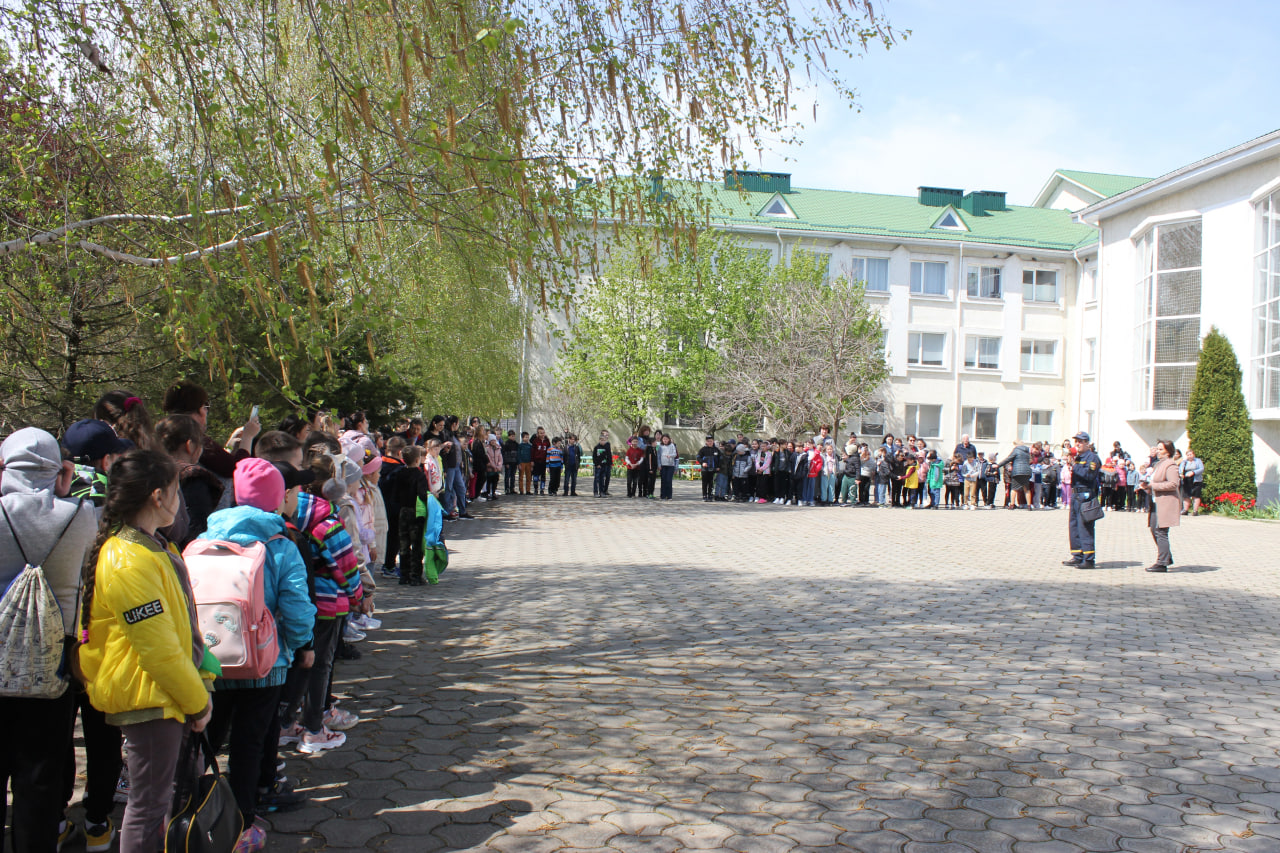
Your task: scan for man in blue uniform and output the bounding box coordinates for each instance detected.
[1063,431,1102,568]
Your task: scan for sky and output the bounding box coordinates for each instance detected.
[755,0,1280,206]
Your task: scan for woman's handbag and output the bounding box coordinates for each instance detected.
[1079,498,1105,523]
[166,732,242,852]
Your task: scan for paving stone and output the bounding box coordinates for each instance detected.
[98,491,1278,853]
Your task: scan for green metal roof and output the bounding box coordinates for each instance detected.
[668,180,1100,253]
[1055,169,1151,200]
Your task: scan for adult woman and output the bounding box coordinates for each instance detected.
[155,415,221,547]
[656,434,678,500]
[772,442,794,505]
[77,450,215,853]
[93,390,159,452]
[1141,440,1181,572]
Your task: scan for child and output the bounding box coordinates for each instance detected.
[484,436,503,499]
[546,437,565,496]
[926,450,943,508]
[592,432,613,497]
[278,453,361,754]
[530,427,550,495]
[561,435,581,496]
[624,437,644,498]
[517,432,533,495]
[904,457,919,508]
[200,459,316,852]
[377,437,407,578]
[394,446,430,585]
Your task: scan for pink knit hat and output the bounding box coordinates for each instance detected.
[234,457,286,512]
[341,431,381,476]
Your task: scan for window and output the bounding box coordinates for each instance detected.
[1021,339,1056,374]
[905,404,942,439]
[1254,191,1280,408]
[1017,409,1054,443]
[793,249,831,283]
[933,210,966,231]
[762,196,794,217]
[1084,338,1097,374]
[849,257,890,292]
[910,261,947,295]
[1023,269,1059,303]
[964,336,1001,370]
[1084,266,1098,302]
[663,396,703,428]
[857,401,885,436]
[907,332,946,367]
[1134,219,1202,410]
[966,266,1002,299]
[1085,410,1095,437]
[960,406,998,441]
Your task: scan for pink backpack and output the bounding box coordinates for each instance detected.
[183,539,280,680]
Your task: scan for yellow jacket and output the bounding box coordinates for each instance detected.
[79,526,212,724]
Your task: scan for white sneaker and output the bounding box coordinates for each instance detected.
[298,726,347,754]
[342,624,366,642]
[278,722,304,746]
[353,614,381,630]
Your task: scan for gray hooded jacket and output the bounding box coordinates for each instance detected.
[1,428,98,634]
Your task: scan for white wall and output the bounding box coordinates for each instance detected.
[1088,154,1280,501]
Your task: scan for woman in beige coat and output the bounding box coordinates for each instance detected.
[1141,439,1181,572]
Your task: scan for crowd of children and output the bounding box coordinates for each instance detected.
[0,383,478,853]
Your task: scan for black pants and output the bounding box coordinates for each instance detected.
[3,688,76,853]
[660,466,675,499]
[858,477,871,505]
[733,476,749,500]
[773,471,791,502]
[547,466,562,494]
[891,479,903,506]
[62,688,122,826]
[645,464,657,497]
[701,471,714,499]
[755,474,772,501]
[399,507,425,582]
[208,684,282,825]
[504,462,517,493]
[282,618,340,734]
[628,468,642,497]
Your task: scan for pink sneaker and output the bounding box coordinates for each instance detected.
[277,722,303,746]
[324,706,358,731]
[233,823,267,852]
[298,726,346,754]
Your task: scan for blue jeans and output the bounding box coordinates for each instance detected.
[562,466,577,494]
[594,465,610,495]
[444,466,467,516]
[929,487,941,507]
[715,472,728,498]
[660,466,675,499]
[801,477,816,504]
[820,474,835,503]
[875,478,887,505]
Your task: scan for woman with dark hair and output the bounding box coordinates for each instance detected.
[77,450,215,853]
[154,415,221,547]
[93,390,159,452]
[278,414,313,442]
[1140,439,1181,572]
[342,411,368,434]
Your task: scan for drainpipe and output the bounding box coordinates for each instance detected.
[776,229,786,263]
[954,242,964,444]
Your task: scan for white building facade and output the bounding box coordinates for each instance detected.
[1077,130,1280,501]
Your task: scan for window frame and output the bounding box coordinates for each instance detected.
[1252,191,1280,410]
[907,331,948,369]
[1017,409,1054,443]
[1132,218,1203,411]
[910,260,949,297]
[965,265,1003,300]
[905,403,943,440]
[963,335,1002,371]
[848,255,891,294]
[1020,339,1058,375]
[1022,268,1060,304]
[960,406,999,441]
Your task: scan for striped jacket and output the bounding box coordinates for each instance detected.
[294,493,362,619]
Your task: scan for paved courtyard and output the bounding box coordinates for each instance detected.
[271,484,1280,853]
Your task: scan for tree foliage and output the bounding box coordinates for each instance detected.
[552,230,769,431]
[1186,326,1256,501]
[703,254,888,439]
[0,0,898,420]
